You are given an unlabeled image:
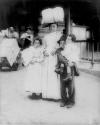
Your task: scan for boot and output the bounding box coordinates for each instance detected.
[63,73,72,81]
[60,101,66,107]
[74,66,80,76]
[75,69,80,76]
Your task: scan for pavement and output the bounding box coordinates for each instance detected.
[17,54,100,77]
[0,66,100,125]
[78,61,100,77]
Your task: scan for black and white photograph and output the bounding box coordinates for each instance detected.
[0,0,100,125]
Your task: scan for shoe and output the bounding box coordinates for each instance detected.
[37,93,42,99]
[74,66,80,76]
[60,102,66,107]
[75,70,80,76]
[67,104,74,108]
[63,75,72,81]
[22,63,25,67]
[31,93,38,99]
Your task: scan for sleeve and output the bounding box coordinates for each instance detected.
[20,33,26,39]
[21,47,34,66]
[54,32,62,50]
[36,48,45,63]
[56,32,62,41]
[42,36,47,49]
[13,32,19,39]
[61,45,72,57]
[30,34,34,42]
[75,45,80,56]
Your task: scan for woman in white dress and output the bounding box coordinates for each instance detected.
[22,37,44,98]
[42,23,62,100]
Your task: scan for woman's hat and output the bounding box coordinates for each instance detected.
[57,35,66,44]
[42,22,58,28]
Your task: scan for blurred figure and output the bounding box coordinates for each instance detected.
[20,26,34,50]
[0,27,19,39]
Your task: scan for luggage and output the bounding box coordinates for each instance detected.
[41,7,64,25]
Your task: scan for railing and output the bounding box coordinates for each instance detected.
[75,40,100,67]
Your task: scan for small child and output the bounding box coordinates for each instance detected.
[21,37,44,99]
[55,34,80,81]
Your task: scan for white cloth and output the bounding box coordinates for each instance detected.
[0,29,19,39]
[20,33,34,42]
[0,29,9,37]
[24,46,44,93]
[61,43,80,63]
[21,46,34,66]
[42,32,62,99]
[0,38,20,66]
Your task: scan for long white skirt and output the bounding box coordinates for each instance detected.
[42,54,61,99]
[25,62,43,93]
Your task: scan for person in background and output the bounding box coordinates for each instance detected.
[0,27,19,39]
[21,37,44,99]
[20,26,34,50]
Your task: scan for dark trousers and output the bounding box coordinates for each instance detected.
[56,48,75,105]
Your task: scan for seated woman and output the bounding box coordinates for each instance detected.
[0,27,19,39]
[20,26,34,50]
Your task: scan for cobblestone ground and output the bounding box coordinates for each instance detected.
[0,67,100,125]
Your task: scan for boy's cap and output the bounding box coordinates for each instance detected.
[57,35,66,44]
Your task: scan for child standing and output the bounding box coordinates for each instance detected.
[22,37,44,98]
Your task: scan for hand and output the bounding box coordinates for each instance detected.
[30,61,35,64]
[68,61,74,67]
[26,36,31,41]
[51,50,56,56]
[44,51,49,57]
[31,58,37,64]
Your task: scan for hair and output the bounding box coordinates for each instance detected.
[57,35,66,44]
[49,22,58,28]
[33,37,42,45]
[26,26,33,31]
[9,27,14,33]
[68,34,76,42]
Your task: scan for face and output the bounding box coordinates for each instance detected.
[50,24,57,32]
[34,40,40,48]
[59,40,65,49]
[26,29,31,34]
[66,36,72,44]
[9,27,14,33]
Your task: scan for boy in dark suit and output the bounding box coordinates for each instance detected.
[55,34,79,108]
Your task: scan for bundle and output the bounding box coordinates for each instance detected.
[41,7,64,25]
